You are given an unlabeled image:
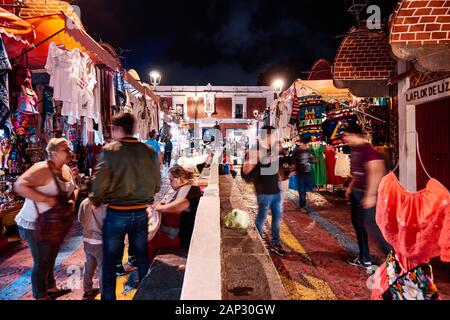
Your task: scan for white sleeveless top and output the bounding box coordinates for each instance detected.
[15,163,76,230]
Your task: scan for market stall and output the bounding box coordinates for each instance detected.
[272,79,389,194]
[0,11,151,243]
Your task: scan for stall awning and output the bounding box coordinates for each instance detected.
[124,70,160,103]
[0,8,35,46]
[5,13,120,70]
[294,80,351,100]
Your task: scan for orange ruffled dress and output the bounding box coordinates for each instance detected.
[371,172,450,299]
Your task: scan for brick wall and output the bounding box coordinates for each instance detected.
[308,59,332,80]
[213,97,232,119]
[246,98,267,119]
[333,26,397,81]
[19,0,84,29]
[390,0,450,45]
[160,97,173,112]
[187,97,205,119]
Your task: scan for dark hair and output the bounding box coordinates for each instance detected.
[149,130,157,139]
[169,165,194,181]
[343,124,364,135]
[112,113,135,135]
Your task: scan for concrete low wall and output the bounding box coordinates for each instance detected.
[180,157,222,300]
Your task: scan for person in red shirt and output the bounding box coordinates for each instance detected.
[343,125,392,270]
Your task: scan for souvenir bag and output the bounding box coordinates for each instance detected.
[34,161,74,245]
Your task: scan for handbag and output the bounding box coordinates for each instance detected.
[34,161,74,245]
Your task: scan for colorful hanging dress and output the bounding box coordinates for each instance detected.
[324,145,343,185]
[371,172,450,300]
[310,144,327,186]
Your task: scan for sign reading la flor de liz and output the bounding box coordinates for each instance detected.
[406,77,450,105]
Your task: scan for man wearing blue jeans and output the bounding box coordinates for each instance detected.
[291,137,314,210]
[243,125,286,257]
[91,113,161,300]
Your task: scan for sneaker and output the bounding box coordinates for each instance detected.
[269,243,288,257]
[347,257,372,269]
[127,259,139,269]
[82,288,100,300]
[116,264,127,276]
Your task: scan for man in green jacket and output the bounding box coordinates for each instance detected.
[90,113,161,300]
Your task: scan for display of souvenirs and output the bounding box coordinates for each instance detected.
[11,110,37,136]
[17,79,38,114]
[0,176,23,211]
[291,95,325,141]
[322,102,358,147]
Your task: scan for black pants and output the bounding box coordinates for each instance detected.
[164,152,172,166]
[350,189,392,263]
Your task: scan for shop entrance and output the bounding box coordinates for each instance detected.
[415,98,450,190]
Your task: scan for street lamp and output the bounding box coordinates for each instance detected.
[272,79,284,98]
[149,70,161,90]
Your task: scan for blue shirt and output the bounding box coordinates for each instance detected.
[146,139,160,153]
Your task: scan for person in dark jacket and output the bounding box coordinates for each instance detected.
[164,137,173,167]
[90,113,161,300]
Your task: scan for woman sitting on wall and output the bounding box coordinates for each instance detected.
[148,165,202,261]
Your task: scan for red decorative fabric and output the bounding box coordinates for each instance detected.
[323,145,343,185]
[376,172,450,264]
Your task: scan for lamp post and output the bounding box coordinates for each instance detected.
[273,79,284,99]
[149,70,161,90]
[149,70,162,137]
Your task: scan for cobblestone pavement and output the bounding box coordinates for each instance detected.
[232,177,450,300]
[1,171,449,300]
[0,168,170,300]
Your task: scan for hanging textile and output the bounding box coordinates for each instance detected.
[310,144,327,186]
[334,149,351,178]
[291,95,325,141]
[324,145,343,185]
[322,102,358,146]
[371,172,450,300]
[0,34,12,128]
[115,72,126,106]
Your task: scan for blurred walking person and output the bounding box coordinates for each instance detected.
[164,136,173,167]
[343,125,392,269]
[243,126,287,257]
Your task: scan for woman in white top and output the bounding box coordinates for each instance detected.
[14,138,79,300]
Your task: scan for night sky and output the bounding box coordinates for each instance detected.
[73,0,397,86]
